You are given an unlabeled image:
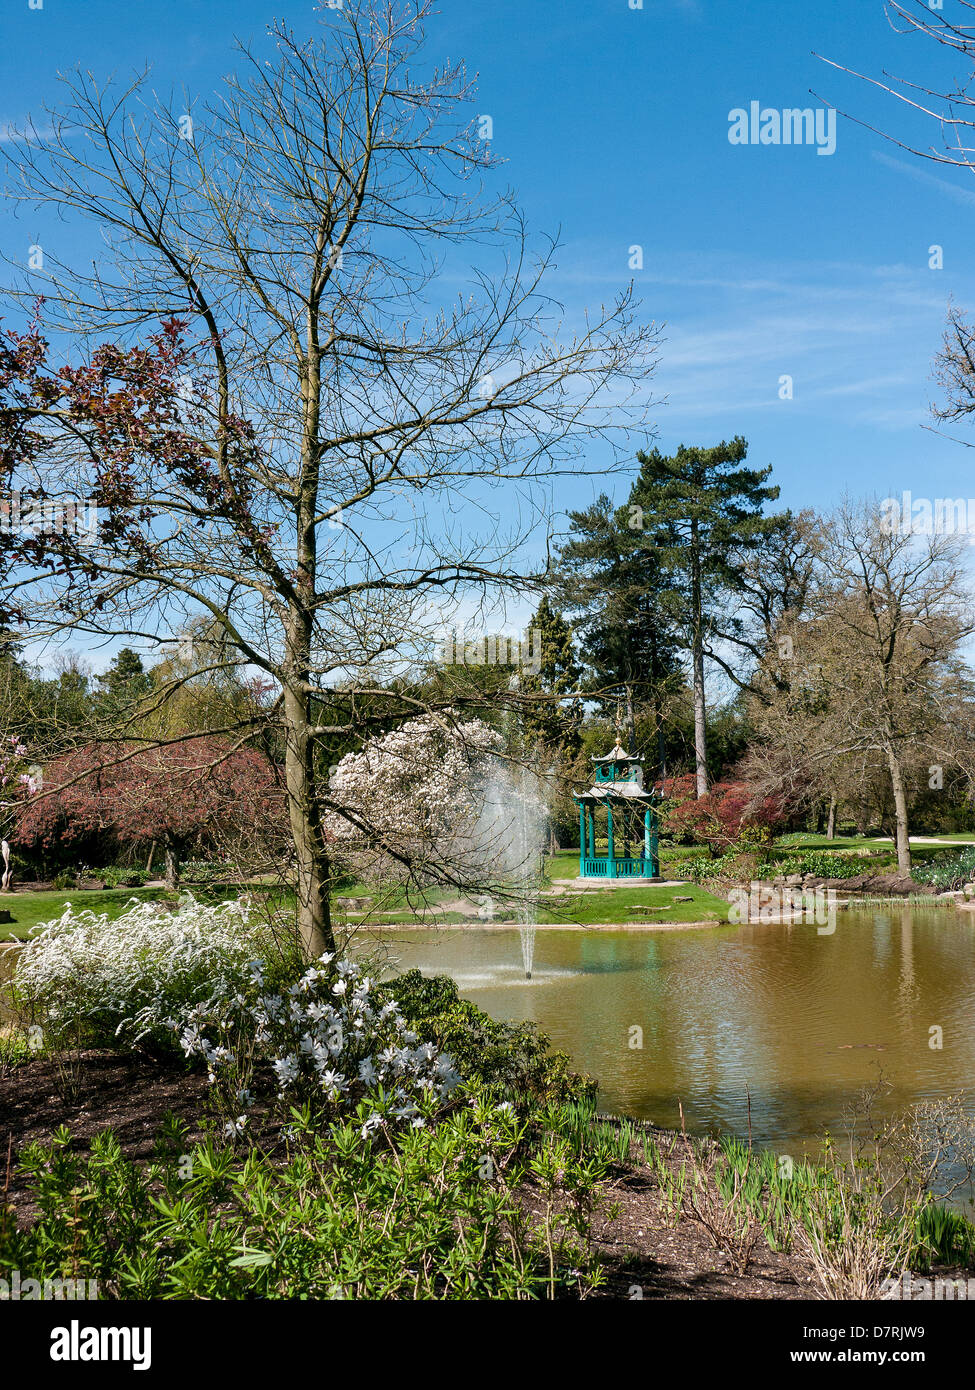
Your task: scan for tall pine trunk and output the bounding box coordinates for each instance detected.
[691,535,708,798]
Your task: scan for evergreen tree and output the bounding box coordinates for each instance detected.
[555,494,684,777]
[629,436,782,796]
[97,648,152,703]
[519,596,581,758]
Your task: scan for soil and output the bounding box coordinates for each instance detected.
[0,1052,212,1228]
[0,1051,818,1299]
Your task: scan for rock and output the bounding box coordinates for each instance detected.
[964,883,975,897]
[673,895,694,903]
[785,874,803,887]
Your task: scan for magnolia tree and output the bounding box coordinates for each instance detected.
[326,713,545,895]
[15,736,286,887]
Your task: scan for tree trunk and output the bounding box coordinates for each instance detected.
[885,746,912,875]
[691,537,708,798]
[283,680,334,960]
[826,795,837,840]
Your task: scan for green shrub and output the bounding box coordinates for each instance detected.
[94,867,149,888]
[911,847,975,892]
[0,1104,608,1299]
[913,1202,975,1270]
[735,824,775,853]
[384,970,595,1109]
[756,851,884,880]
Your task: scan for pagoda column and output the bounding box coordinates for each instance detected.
[607,802,615,878]
[578,803,586,875]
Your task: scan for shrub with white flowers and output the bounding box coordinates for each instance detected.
[177,953,463,1139]
[12,892,300,1055]
[325,711,544,887]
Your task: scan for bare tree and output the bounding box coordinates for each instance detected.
[0,3,659,956]
[817,2,975,436]
[750,501,973,873]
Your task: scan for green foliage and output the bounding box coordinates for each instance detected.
[93,866,149,888]
[384,969,595,1109]
[912,1202,975,1271]
[0,1025,39,1076]
[911,846,975,891]
[518,596,582,758]
[735,823,774,854]
[180,859,238,884]
[759,851,886,880]
[0,1103,608,1300]
[715,1136,823,1252]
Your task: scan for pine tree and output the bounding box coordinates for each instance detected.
[519,596,581,757]
[629,437,782,797]
[98,648,151,702]
[555,494,684,777]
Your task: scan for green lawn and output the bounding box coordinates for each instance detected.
[538,882,729,925]
[0,887,175,941]
[774,831,975,851]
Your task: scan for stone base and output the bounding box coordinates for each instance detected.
[571,876,686,887]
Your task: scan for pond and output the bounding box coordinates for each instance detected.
[371,905,975,1159]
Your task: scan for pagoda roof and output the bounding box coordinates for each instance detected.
[591,742,641,764]
[574,782,656,802]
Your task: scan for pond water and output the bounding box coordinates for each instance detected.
[372,906,975,1158]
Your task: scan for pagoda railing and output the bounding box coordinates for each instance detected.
[582,856,653,878]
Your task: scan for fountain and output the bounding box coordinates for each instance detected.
[520,920,536,980]
[473,750,546,983]
[512,768,541,979]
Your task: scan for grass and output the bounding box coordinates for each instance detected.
[0,888,175,942]
[775,831,975,851]
[538,882,729,925]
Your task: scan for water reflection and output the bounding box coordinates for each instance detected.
[373,906,975,1159]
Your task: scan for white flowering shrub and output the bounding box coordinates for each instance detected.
[12,893,300,1056]
[325,711,545,888]
[177,953,463,1139]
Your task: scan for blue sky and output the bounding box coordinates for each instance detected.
[3,0,975,657]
